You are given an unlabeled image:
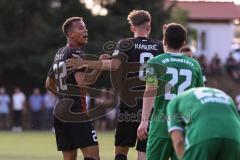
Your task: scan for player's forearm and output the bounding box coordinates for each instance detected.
[84,69,102,84]
[81,59,120,71]
[81,60,104,70]
[171,131,185,160]
[141,96,154,121]
[45,77,57,95]
[174,140,184,159]
[141,86,157,121]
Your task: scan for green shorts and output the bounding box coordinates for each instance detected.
[146,135,177,160]
[184,138,240,160]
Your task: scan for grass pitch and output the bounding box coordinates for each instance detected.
[0,131,137,160]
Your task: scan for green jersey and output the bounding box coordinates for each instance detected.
[146,53,204,138]
[167,87,240,149]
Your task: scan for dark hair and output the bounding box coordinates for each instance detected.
[164,23,187,50]
[127,10,151,26]
[180,46,192,52]
[62,17,83,35]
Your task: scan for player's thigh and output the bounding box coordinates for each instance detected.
[146,136,175,160]
[115,121,138,147]
[218,139,240,160]
[54,118,98,151]
[81,145,100,160]
[62,150,77,160]
[184,138,221,160]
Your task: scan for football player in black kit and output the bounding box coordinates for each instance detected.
[66,10,164,160]
[45,17,105,160]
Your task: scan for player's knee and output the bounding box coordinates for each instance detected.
[84,157,96,160]
[115,154,127,160]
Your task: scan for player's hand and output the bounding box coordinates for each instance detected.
[66,54,86,71]
[137,121,149,140]
[99,54,110,60]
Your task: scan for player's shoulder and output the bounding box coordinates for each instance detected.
[188,56,202,68]
[116,37,134,45]
[116,38,134,52]
[153,52,169,60]
[147,53,166,64]
[176,54,202,68]
[173,87,196,102]
[61,46,84,60]
[146,37,163,45]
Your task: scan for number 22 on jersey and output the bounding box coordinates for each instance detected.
[165,67,192,100]
[53,61,68,91]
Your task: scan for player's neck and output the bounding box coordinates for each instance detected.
[67,39,83,48]
[134,32,148,38]
[165,48,180,54]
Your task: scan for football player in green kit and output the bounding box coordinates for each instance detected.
[167,87,240,160]
[137,23,204,160]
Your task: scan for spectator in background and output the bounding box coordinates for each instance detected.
[12,87,26,132]
[94,87,108,131]
[226,52,240,81]
[198,54,210,74]
[29,88,43,130]
[105,88,119,130]
[180,46,207,85]
[0,87,10,129]
[43,90,56,130]
[210,53,222,75]
[236,90,240,114]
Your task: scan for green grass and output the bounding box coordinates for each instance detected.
[0,131,137,160]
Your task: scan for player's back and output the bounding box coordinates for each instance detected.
[147,53,204,138]
[112,37,163,108]
[50,46,87,112]
[123,37,163,62]
[150,53,204,110]
[173,87,240,147]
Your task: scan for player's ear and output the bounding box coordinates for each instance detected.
[67,32,74,38]
[163,38,166,46]
[182,41,186,48]
[130,26,135,33]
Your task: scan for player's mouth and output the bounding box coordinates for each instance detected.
[83,34,88,40]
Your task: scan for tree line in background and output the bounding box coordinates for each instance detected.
[0,0,184,93]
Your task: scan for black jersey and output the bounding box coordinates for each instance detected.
[111,37,164,109]
[48,45,87,113]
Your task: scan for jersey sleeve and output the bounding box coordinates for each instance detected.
[195,62,205,87]
[112,39,132,59]
[112,40,121,57]
[146,58,158,86]
[167,97,185,133]
[229,97,240,117]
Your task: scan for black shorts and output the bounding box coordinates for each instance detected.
[115,104,147,152]
[54,116,98,151]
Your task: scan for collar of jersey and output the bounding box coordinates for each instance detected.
[166,52,183,56]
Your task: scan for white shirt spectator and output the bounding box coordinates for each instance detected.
[236,94,240,111]
[13,92,26,111]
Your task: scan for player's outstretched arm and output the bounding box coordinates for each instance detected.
[137,85,157,140]
[45,76,57,95]
[170,130,184,160]
[66,54,121,71]
[78,54,111,85]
